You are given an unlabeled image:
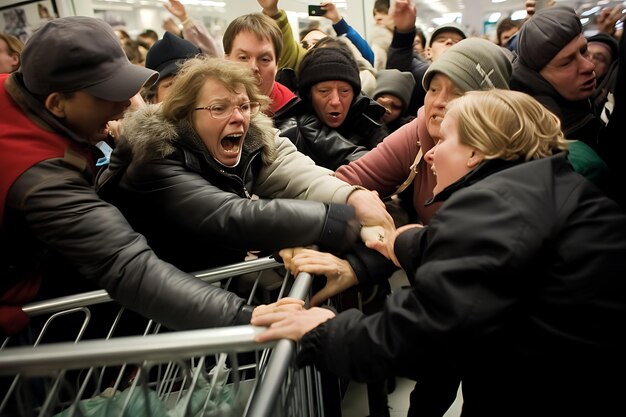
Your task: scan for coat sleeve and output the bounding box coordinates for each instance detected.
[181,18,223,57]
[386,28,416,73]
[332,19,375,65]
[335,117,420,197]
[254,133,358,204]
[274,9,307,70]
[123,148,359,253]
[9,160,250,330]
[299,186,534,382]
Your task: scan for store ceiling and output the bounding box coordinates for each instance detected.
[92,0,624,31]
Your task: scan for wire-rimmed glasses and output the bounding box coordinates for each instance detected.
[194,101,260,119]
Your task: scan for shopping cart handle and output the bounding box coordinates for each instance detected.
[0,325,275,376]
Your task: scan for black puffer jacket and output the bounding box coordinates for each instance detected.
[97,105,360,273]
[281,93,386,171]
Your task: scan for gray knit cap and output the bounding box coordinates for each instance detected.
[422,38,512,92]
[517,6,582,71]
[373,69,416,113]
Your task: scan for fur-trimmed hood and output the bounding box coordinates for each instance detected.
[121,103,278,165]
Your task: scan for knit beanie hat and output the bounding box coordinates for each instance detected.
[297,46,361,98]
[422,38,512,92]
[373,69,416,113]
[517,6,582,72]
[145,32,200,78]
[586,32,619,62]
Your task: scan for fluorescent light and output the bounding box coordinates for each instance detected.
[95,3,134,11]
[180,0,226,6]
[488,12,502,23]
[431,12,462,26]
[580,6,601,16]
[510,10,527,20]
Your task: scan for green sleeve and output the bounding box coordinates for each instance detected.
[566,140,609,186]
[273,9,308,70]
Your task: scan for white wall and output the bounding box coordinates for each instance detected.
[53,1,375,41]
[3,0,377,43]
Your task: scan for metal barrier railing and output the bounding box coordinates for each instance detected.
[22,256,282,317]
[0,257,322,417]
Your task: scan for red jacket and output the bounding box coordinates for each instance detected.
[0,73,94,334]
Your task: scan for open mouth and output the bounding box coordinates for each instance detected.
[328,112,341,120]
[582,77,596,89]
[221,133,243,154]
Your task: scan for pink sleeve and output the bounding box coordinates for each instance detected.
[335,118,421,198]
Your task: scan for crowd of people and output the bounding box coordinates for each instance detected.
[1,0,625,416]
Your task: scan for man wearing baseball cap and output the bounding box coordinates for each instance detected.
[0,16,255,337]
[425,23,466,62]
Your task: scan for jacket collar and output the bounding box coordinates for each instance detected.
[426,158,524,205]
[268,81,300,117]
[6,73,93,147]
[426,153,570,205]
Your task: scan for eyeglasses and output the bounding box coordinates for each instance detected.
[194,101,260,119]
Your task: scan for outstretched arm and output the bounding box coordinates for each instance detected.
[164,0,223,57]
[322,2,375,65]
[258,0,308,69]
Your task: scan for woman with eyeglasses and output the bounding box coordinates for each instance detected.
[97,56,393,272]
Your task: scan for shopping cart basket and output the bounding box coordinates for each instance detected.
[0,256,324,417]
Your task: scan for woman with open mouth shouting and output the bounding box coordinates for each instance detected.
[97,56,393,273]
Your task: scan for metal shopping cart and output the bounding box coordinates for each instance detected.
[0,256,324,417]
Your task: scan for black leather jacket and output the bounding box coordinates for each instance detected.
[97,105,360,273]
[1,74,252,335]
[281,93,387,171]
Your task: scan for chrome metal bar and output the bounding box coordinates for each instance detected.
[21,256,281,317]
[193,256,281,281]
[244,271,314,417]
[0,326,274,376]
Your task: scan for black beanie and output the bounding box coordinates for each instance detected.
[145,32,200,78]
[297,47,361,98]
[518,6,582,72]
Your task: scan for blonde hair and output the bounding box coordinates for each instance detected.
[0,32,24,71]
[161,56,271,125]
[447,89,568,161]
